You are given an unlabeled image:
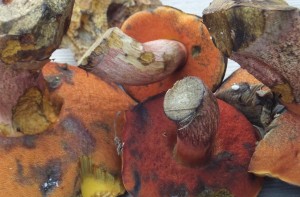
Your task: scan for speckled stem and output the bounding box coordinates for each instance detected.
[78,27,187,85]
[164,77,219,167]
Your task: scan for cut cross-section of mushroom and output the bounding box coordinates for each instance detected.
[122,77,262,197]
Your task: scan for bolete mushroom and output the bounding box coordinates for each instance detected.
[0,62,135,196]
[249,110,300,186]
[202,0,300,115]
[80,6,226,101]
[61,0,162,61]
[0,1,135,196]
[216,68,276,129]
[78,27,186,85]
[121,77,262,196]
[0,0,75,135]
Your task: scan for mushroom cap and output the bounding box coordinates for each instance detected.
[0,62,134,196]
[203,0,300,111]
[0,0,74,70]
[122,93,262,197]
[249,111,300,186]
[216,68,274,129]
[121,6,226,101]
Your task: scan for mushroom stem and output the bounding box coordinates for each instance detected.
[78,27,187,85]
[164,77,219,166]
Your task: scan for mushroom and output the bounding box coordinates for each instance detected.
[215,68,276,130]
[80,6,226,101]
[78,27,187,85]
[121,77,262,196]
[61,0,162,61]
[0,62,135,196]
[202,0,300,115]
[0,1,135,196]
[249,110,300,186]
[0,0,74,136]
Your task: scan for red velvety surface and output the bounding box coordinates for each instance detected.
[122,93,262,197]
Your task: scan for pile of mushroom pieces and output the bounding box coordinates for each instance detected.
[1,0,300,197]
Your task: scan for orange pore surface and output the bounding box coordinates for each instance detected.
[0,63,134,197]
[121,6,226,101]
[122,94,262,197]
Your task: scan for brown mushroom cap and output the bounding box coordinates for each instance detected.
[121,6,226,101]
[0,0,74,70]
[0,62,134,196]
[122,78,262,197]
[203,0,300,114]
[249,111,300,186]
[215,68,275,129]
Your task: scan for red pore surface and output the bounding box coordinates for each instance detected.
[122,94,262,197]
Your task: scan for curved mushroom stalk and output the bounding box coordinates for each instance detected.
[79,27,187,85]
[79,6,226,102]
[122,77,262,197]
[0,0,75,136]
[121,6,226,101]
[202,0,300,114]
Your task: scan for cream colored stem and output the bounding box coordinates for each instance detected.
[79,27,187,85]
[164,77,219,167]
